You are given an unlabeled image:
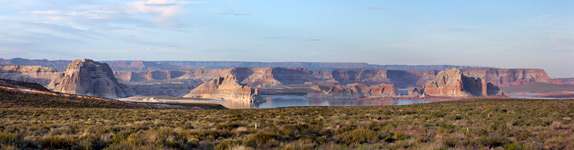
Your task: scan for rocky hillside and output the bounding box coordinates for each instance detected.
[461,68,563,86]
[1,58,488,71]
[115,67,561,88]
[308,83,399,99]
[423,68,503,97]
[0,64,60,86]
[183,74,262,102]
[48,59,134,98]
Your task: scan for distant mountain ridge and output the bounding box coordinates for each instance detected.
[0,58,492,71]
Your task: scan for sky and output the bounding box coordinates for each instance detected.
[0,0,572,78]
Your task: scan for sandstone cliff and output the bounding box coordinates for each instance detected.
[461,68,563,86]
[308,83,399,99]
[183,74,262,102]
[408,87,424,97]
[0,64,60,86]
[47,59,134,98]
[423,68,503,97]
[558,78,574,85]
[3,58,562,88]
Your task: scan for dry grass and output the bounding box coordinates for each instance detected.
[0,99,573,149]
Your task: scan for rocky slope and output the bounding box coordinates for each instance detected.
[47,59,134,98]
[308,83,399,99]
[0,64,61,86]
[423,68,503,97]
[183,74,262,102]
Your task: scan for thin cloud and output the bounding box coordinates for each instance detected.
[365,6,384,10]
[219,8,251,16]
[125,0,200,21]
[21,22,100,39]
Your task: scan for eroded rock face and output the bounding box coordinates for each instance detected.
[461,68,563,86]
[308,83,399,99]
[47,59,133,98]
[0,65,60,86]
[369,83,400,96]
[423,68,502,97]
[408,87,424,97]
[183,74,262,102]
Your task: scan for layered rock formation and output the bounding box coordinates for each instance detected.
[114,67,562,90]
[0,64,61,86]
[2,58,563,88]
[423,68,503,97]
[408,87,424,97]
[308,83,399,99]
[461,68,563,86]
[47,59,133,98]
[558,78,574,85]
[183,74,262,102]
[1,58,487,71]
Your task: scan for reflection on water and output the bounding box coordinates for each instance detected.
[506,93,558,99]
[150,95,434,109]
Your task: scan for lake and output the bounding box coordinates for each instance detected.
[139,95,435,109]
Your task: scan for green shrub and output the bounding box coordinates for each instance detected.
[214,140,243,150]
[392,132,408,140]
[39,136,74,149]
[334,129,378,145]
[246,132,279,147]
[0,132,21,146]
[504,142,525,150]
[474,136,511,148]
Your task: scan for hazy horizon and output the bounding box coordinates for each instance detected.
[0,0,572,77]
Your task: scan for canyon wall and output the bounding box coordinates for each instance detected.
[183,74,262,102]
[115,68,559,88]
[557,78,574,85]
[461,68,563,87]
[308,83,399,99]
[0,65,61,86]
[48,59,134,98]
[1,58,489,71]
[423,68,503,97]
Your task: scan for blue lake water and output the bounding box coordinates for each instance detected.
[157,95,434,109]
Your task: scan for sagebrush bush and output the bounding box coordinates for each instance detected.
[334,129,378,145]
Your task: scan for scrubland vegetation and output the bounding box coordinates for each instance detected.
[0,90,226,110]
[0,90,137,108]
[1,99,574,149]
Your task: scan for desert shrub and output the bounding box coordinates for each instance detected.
[334,129,378,145]
[504,142,525,150]
[443,136,460,147]
[246,132,280,148]
[39,136,74,149]
[392,132,408,141]
[473,136,511,148]
[216,122,243,130]
[0,132,21,146]
[214,140,243,150]
[439,124,456,133]
[165,140,184,149]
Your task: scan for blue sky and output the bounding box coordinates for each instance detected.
[0,0,572,77]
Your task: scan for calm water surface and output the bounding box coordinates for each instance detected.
[151,95,435,109]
